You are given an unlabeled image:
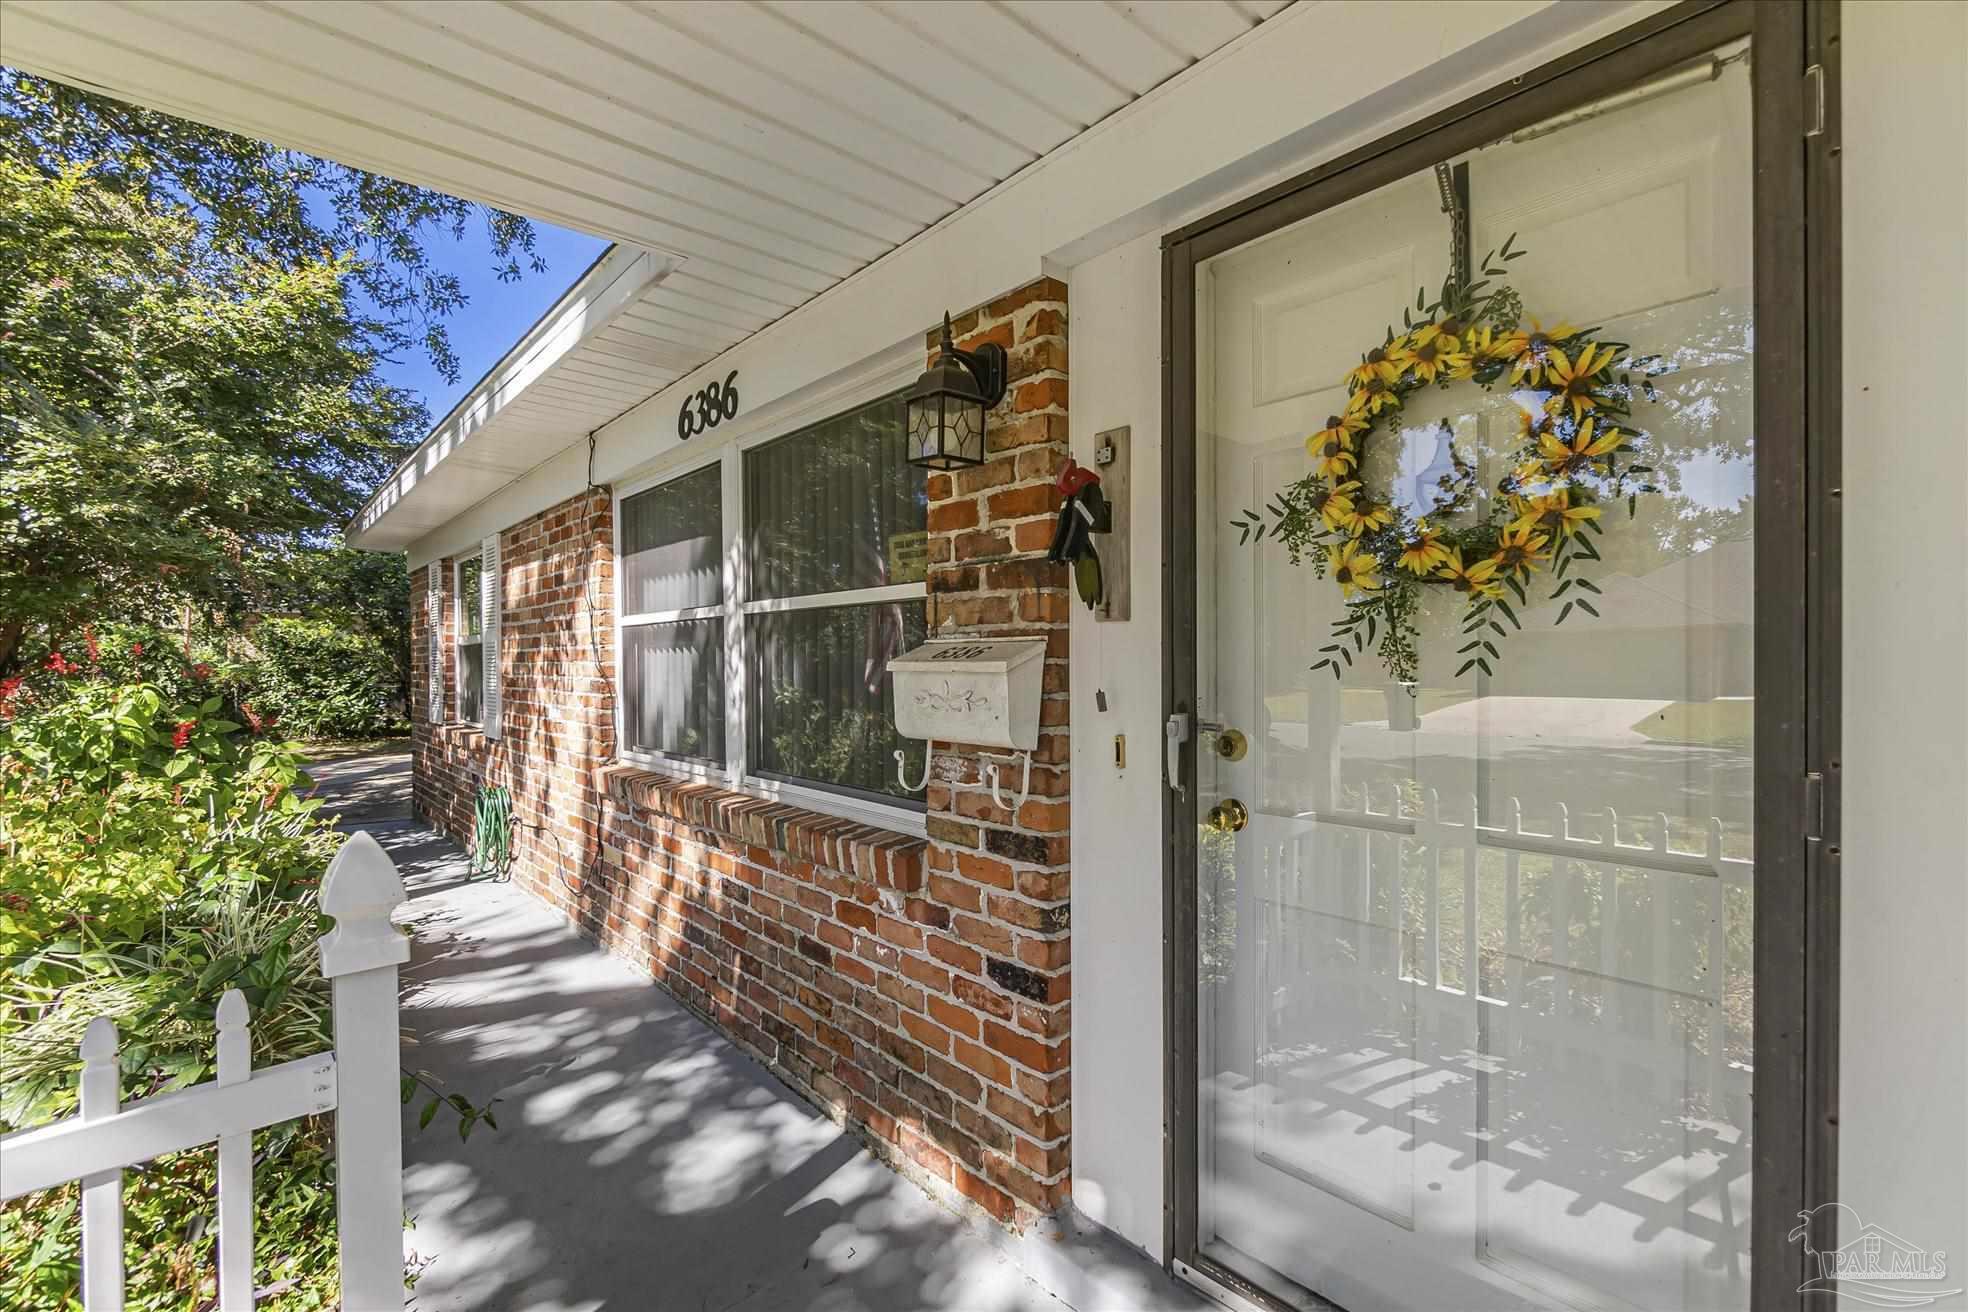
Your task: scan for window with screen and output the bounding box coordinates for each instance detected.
[614,387,929,820]
[743,393,927,807]
[456,554,483,724]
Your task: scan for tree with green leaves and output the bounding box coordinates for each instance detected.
[0,71,542,673]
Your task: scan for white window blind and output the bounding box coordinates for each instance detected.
[480,533,502,739]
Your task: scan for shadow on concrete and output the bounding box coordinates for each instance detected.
[313,752,1210,1312]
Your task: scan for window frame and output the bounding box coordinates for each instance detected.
[453,551,484,727]
[612,355,928,837]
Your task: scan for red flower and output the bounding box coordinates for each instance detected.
[193,662,213,681]
[130,641,144,659]
[172,720,196,749]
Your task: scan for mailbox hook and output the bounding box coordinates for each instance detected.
[894,747,932,794]
[981,750,1033,814]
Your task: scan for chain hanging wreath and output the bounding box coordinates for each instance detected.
[1235,234,1665,685]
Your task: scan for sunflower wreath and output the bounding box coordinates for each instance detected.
[1234,235,1665,685]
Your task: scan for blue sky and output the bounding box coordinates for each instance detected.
[379,218,611,430]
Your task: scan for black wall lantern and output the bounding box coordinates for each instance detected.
[906,313,1007,469]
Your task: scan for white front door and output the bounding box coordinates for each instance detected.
[1193,46,1755,1312]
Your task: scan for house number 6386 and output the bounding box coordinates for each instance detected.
[677,370,739,441]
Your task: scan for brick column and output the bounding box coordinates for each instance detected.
[918,277,1072,1222]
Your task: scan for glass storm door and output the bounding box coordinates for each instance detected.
[1193,45,1755,1312]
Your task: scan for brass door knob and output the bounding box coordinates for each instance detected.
[1207,798,1249,832]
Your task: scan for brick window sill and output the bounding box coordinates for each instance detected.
[595,763,926,894]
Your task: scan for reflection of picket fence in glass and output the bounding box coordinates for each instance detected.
[1278,786,1752,1084]
[1239,787,1755,1303]
[1247,785,1756,1294]
[0,832,410,1311]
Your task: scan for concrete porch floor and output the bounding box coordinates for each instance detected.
[308,749,1212,1312]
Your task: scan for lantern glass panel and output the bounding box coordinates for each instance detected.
[950,397,984,464]
[908,393,943,465]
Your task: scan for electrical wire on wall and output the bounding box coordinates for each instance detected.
[580,427,625,896]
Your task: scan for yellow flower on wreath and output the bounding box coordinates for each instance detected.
[1517,404,1557,447]
[1397,520,1451,575]
[1310,441,1358,479]
[1543,342,1618,422]
[1463,323,1506,361]
[1348,372,1402,416]
[1496,318,1579,386]
[1327,539,1382,598]
[1311,408,1369,449]
[1345,339,1406,391]
[1316,480,1360,533]
[1335,496,1394,537]
[1436,546,1503,600]
[1511,489,1601,540]
[1489,522,1551,578]
[1406,331,1472,384]
[1538,416,1625,479]
[1305,410,1367,476]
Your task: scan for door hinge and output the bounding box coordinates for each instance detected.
[1804,64,1826,138]
[1803,771,1825,841]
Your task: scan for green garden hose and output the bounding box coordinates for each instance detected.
[471,782,513,880]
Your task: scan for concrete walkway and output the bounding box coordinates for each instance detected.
[309,749,1210,1312]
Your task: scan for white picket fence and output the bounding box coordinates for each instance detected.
[0,831,411,1310]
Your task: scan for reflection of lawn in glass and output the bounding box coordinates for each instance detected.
[764,682,919,801]
[750,601,925,800]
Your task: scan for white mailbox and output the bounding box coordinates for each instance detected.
[890,637,1048,750]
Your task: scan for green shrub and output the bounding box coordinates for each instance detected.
[0,683,479,1308]
[236,618,403,742]
[0,683,344,1306]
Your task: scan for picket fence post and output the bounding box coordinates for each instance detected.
[317,830,410,1311]
[79,1017,124,1312]
[214,989,253,1310]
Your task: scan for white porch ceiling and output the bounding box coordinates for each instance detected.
[1,0,1292,549]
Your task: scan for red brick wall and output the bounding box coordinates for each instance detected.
[916,278,1074,1218]
[408,276,1072,1230]
[410,489,615,903]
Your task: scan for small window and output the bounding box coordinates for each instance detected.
[744,392,927,806]
[619,462,725,763]
[456,555,484,725]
